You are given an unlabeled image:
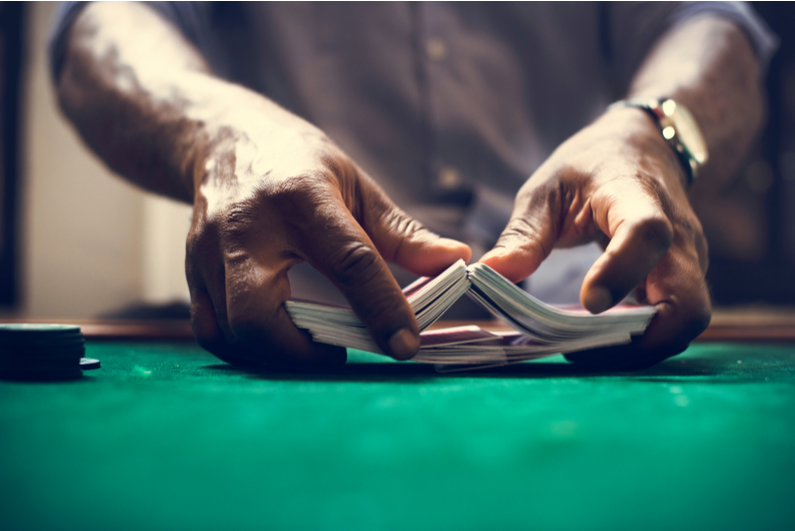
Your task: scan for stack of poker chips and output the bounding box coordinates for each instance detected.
[0,324,100,381]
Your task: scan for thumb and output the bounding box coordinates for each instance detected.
[362,182,471,276]
[479,182,561,283]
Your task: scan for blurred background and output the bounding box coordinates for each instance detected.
[1,2,191,320]
[0,2,793,321]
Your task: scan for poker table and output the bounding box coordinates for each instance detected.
[1,318,794,530]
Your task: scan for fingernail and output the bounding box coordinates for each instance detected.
[388,328,419,360]
[585,287,613,314]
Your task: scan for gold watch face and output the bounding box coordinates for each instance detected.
[662,100,709,166]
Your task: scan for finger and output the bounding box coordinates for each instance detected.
[361,177,471,275]
[222,250,348,369]
[580,182,673,313]
[479,179,562,282]
[189,287,224,354]
[636,241,711,352]
[186,242,237,361]
[290,187,422,360]
[187,208,345,369]
[566,243,711,368]
[189,286,252,366]
[188,255,264,366]
[186,215,239,345]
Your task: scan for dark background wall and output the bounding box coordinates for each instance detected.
[706,2,795,305]
[0,2,24,307]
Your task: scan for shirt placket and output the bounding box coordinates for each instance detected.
[414,2,474,208]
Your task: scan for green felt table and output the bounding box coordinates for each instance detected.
[1,339,794,530]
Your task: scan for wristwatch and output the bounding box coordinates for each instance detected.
[610,98,709,184]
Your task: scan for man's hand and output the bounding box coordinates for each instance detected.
[187,118,471,369]
[480,108,711,366]
[480,16,763,368]
[57,2,470,369]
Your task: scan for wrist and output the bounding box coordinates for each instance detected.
[187,82,302,199]
[598,106,690,193]
[193,92,342,203]
[609,98,709,187]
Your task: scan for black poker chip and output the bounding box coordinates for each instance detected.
[0,324,99,381]
[80,358,101,370]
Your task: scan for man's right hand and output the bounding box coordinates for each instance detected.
[186,119,471,369]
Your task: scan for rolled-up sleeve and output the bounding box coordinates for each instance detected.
[48,1,211,84]
[608,1,779,87]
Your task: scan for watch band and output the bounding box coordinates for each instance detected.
[609,98,708,185]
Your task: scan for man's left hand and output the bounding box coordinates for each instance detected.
[480,107,712,368]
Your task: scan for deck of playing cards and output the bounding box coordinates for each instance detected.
[285,260,656,371]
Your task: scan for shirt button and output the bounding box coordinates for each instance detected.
[426,38,448,61]
[437,166,462,189]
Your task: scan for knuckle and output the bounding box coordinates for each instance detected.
[555,161,589,184]
[376,206,436,254]
[501,217,537,241]
[200,194,268,250]
[375,207,433,262]
[498,217,550,258]
[223,201,256,228]
[264,173,341,231]
[516,176,561,209]
[318,150,357,181]
[634,216,674,253]
[197,201,246,246]
[328,242,381,288]
[268,173,333,207]
[218,202,259,247]
[383,208,427,238]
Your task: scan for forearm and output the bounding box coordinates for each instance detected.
[57,2,308,203]
[627,16,764,193]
